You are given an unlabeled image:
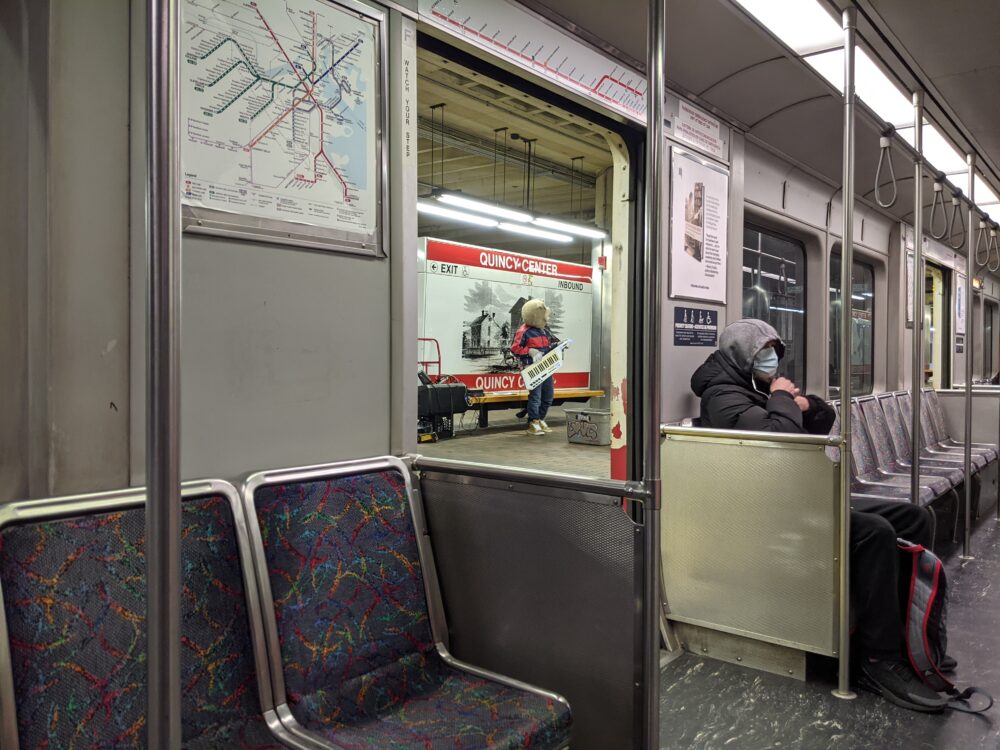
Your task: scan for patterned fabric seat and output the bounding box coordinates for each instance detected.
[900,392,989,470]
[846,402,940,504]
[876,393,977,474]
[858,397,963,488]
[0,492,282,750]
[252,467,572,750]
[922,389,998,462]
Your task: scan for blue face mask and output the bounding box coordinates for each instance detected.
[753,346,779,376]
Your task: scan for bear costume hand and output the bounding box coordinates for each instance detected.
[529,348,543,362]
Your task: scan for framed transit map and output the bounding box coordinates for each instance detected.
[180,0,386,255]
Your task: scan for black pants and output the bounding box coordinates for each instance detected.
[851,497,933,660]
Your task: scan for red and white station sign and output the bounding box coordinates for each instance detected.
[418,238,593,393]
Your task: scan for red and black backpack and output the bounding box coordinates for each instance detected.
[897,540,993,713]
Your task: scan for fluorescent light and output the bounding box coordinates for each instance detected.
[437,193,532,223]
[922,125,967,174]
[533,217,607,239]
[732,0,842,55]
[417,201,499,227]
[974,175,1000,207]
[852,294,865,301]
[804,49,911,127]
[769,305,804,314]
[497,222,573,243]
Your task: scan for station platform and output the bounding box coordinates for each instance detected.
[418,406,612,479]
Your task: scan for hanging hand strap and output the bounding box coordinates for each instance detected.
[929,175,948,239]
[874,132,898,208]
[947,192,965,250]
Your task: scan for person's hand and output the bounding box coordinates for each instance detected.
[794,395,810,412]
[769,376,796,395]
[529,348,543,362]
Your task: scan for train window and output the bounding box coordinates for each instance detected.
[828,253,874,396]
[923,262,950,388]
[742,226,806,386]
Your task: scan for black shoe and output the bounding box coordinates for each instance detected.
[515,408,528,419]
[939,654,957,674]
[859,658,948,713]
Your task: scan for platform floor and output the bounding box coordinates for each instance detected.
[659,508,1000,749]
[417,406,612,479]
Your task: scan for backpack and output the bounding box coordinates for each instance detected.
[897,539,993,713]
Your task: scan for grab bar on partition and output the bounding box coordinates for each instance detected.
[874,131,898,208]
[929,174,948,240]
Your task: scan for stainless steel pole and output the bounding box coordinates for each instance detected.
[643,0,665,744]
[833,7,857,701]
[962,154,975,559]
[147,0,182,747]
[911,91,925,507]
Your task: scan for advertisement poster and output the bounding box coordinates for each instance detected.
[417,238,593,393]
[669,149,729,303]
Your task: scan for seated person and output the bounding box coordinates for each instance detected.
[690,318,946,712]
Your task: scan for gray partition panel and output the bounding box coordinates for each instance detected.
[419,470,640,750]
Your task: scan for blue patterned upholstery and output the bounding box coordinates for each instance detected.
[0,495,280,750]
[253,468,572,749]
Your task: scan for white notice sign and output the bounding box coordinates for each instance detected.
[181,0,379,239]
[675,101,725,161]
[669,149,729,304]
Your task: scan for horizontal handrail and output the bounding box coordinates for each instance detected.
[661,424,841,447]
[408,455,650,499]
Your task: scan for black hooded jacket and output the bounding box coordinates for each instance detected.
[690,319,835,434]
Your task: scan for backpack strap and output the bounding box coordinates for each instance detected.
[945,686,994,714]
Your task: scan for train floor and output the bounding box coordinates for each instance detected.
[418,406,612,478]
[659,510,1000,750]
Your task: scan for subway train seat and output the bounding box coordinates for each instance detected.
[0,486,281,749]
[245,459,573,750]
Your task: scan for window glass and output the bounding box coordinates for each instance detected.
[742,226,806,386]
[829,252,874,396]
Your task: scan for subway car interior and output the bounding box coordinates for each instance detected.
[4,0,1000,748]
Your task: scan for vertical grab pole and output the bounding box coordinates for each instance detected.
[833,7,857,701]
[962,155,976,559]
[147,0,183,747]
[911,91,925,507]
[643,0,665,745]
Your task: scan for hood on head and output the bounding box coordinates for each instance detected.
[719,318,784,376]
[521,299,549,328]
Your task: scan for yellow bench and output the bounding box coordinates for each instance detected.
[467,389,605,427]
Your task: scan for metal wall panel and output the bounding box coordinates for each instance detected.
[419,470,641,750]
[661,433,840,655]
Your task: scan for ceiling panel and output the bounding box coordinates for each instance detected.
[700,58,829,130]
[861,0,1000,187]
